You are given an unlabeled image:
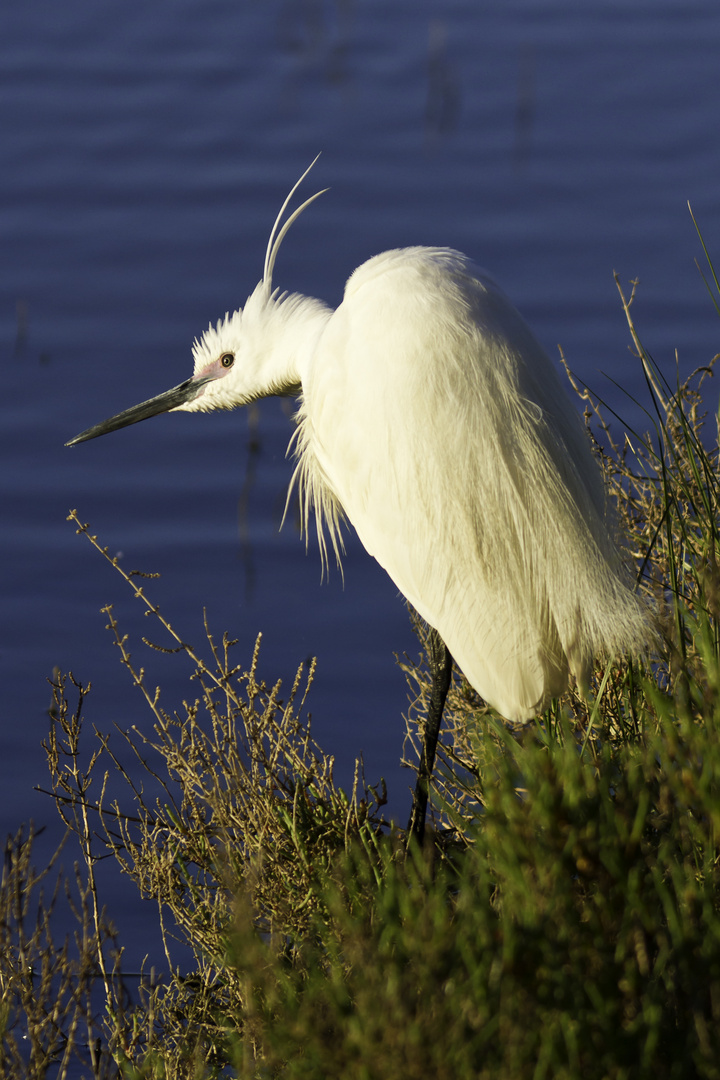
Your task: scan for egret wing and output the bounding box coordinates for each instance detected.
[301,248,648,720]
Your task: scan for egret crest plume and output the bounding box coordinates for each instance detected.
[262,154,329,291]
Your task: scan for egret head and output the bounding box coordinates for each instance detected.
[177,284,306,413]
[64,282,312,447]
[63,316,244,447]
[65,157,326,447]
[176,291,278,416]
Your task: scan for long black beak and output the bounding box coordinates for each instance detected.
[65,374,213,446]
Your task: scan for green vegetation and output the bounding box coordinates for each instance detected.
[2,253,720,1077]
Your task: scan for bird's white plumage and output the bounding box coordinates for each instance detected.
[288,246,650,719]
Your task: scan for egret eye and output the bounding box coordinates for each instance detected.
[220,352,235,368]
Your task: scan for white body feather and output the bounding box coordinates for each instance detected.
[288,247,649,720]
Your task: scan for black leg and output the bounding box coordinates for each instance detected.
[406,628,453,847]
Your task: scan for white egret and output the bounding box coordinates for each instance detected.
[67,160,654,842]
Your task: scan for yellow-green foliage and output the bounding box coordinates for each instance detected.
[230,697,720,1080]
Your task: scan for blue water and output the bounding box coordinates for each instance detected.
[2,0,720,972]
